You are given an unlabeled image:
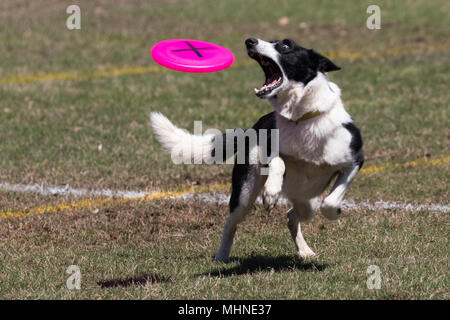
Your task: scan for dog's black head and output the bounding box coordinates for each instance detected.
[245,38,340,98]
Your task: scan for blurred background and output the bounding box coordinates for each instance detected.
[0,0,448,194]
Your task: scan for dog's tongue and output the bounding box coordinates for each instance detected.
[268,78,278,87]
[254,77,282,96]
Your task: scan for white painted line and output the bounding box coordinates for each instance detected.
[182,192,450,213]
[0,181,157,199]
[1,181,449,213]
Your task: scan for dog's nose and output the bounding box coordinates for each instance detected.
[245,38,258,48]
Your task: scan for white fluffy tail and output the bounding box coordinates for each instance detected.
[150,112,215,164]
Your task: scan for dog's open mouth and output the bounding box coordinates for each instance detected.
[249,52,283,98]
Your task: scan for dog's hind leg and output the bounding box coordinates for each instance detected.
[286,199,318,259]
[214,164,266,262]
[321,164,361,220]
[321,124,364,220]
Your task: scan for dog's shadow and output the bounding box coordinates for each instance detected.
[97,256,329,287]
[200,254,329,278]
[97,273,171,288]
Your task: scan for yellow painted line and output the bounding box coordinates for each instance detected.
[0,62,254,84]
[1,44,448,84]
[0,188,194,219]
[360,155,450,174]
[1,156,448,219]
[326,43,450,61]
[0,65,165,85]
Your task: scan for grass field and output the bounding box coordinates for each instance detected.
[0,0,449,299]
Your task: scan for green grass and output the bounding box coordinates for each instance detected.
[0,200,448,299]
[0,0,449,299]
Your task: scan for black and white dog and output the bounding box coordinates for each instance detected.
[151,38,363,262]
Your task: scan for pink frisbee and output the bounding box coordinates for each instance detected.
[151,39,235,73]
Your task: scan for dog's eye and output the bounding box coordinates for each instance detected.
[280,40,291,51]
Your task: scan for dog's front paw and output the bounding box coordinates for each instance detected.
[262,188,280,212]
[298,247,316,260]
[214,253,230,263]
[321,200,342,220]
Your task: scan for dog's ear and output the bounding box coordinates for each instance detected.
[308,49,341,72]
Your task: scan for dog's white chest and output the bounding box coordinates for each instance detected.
[277,116,353,166]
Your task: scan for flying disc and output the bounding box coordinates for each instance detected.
[151,39,235,73]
